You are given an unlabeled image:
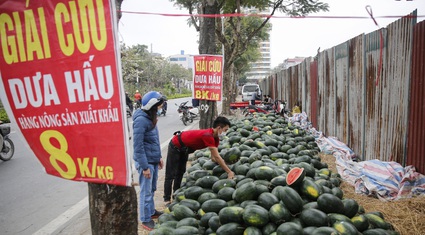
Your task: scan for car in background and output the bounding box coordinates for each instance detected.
[241,83,261,101]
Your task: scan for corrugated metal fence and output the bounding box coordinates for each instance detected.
[260,11,425,174]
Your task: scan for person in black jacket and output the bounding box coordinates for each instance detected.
[125,92,133,113]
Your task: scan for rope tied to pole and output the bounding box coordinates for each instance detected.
[365,5,384,87]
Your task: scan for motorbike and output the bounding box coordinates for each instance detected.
[126,105,132,118]
[176,101,199,125]
[242,100,291,117]
[133,100,142,111]
[273,100,291,117]
[242,104,270,116]
[0,123,15,161]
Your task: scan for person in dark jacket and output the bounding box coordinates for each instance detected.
[125,91,133,113]
[133,91,166,231]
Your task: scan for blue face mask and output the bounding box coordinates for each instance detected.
[157,108,162,115]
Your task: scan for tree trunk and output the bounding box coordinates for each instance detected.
[88,2,138,235]
[89,183,138,235]
[116,0,124,21]
[198,0,218,129]
[221,65,233,115]
[231,68,240,103]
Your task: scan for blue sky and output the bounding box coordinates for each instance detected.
[118,0,425,67]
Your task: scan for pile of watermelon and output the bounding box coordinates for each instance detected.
[150,113,399,235]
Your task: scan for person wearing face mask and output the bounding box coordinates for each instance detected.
[133,91,166,231]
[163,116,234,205]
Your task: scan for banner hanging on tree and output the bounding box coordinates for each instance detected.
[192,55,223,101]
[0,0,132,186]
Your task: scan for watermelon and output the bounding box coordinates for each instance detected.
[242,205,270,227]
[268,203,292,224]
[216,222,245,235]
[276,222,303,235]
[218,206,245,224]
[223,147,241,163]
[285,167,305,186]
[317,193,345,214]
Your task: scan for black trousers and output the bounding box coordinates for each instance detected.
[163,141,188,201]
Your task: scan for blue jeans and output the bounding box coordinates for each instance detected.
[137,164,158,222]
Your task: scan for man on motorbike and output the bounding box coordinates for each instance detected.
[134,90,142,108]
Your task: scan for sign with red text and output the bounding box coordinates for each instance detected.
[193,55,223,101]
[0,0,131,186]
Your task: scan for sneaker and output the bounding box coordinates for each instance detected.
[151,210,163,219]
[141,220,155,231]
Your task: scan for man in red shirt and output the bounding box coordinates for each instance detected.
[163,116,234,204]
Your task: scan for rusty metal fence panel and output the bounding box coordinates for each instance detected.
[334,42,350,144]
[347,35,364,157]
[284,68,291,103]
[276,70,284,101]
[317,48,336,136]
[363,28,387,161]
[380,14,415,163]
[289,66,300,108]
[262,12,422,173]
[407,19,425,174]
[310,61,318,127]
[301,58,312,119]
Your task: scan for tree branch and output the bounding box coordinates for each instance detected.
[188,5,200,31]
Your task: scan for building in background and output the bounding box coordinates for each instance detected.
[281,57,306,69]
[245,9,272,81]
[167,50,193,70]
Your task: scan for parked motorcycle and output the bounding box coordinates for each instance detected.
[0,122,15,161]
[274,100,291,117]
[126,105,132,118]
[176,101,199,125]
[133,100,142,111]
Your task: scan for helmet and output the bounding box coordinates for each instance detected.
[141,91,165,110]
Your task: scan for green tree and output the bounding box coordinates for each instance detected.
[120,44,193,97]
[173,0,329,121]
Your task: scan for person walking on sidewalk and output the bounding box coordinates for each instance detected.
[163,116,235,204]
[133,91,166,231]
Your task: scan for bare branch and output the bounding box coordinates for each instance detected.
[188,5,200,31]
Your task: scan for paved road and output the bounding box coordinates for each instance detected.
[0,127,88,235]
[0,97,201,235]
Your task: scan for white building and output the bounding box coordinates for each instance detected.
[282,57,306,69]
[245,9,272,81]
[167,50,193,70]
[245,41,272,81]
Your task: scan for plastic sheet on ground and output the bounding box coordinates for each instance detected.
[288,112,425,201]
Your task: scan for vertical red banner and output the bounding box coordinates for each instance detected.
[0,0,131,186]
[193,55,223,101]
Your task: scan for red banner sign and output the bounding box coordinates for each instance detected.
[0,0,131,186]
[193,55,223,101]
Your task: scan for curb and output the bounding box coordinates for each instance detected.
[33,197,89,235]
